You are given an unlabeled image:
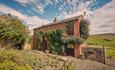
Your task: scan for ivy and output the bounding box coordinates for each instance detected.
[62,37,84,45]
[38,29,64,54]
[80,19,89,40]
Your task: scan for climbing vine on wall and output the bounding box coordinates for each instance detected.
[80,19,89,40]
[38,29,65,54]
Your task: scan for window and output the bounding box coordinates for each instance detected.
[66,21,74,35]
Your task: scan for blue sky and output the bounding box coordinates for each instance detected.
[0,0,111,20]
[0,0,115,34]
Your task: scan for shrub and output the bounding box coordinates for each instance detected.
[80,19,89,40]
[0,15,29,49]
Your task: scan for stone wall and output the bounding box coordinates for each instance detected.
[82,47,106,64]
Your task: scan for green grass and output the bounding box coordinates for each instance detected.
[87,36,115,48]
[87,35,115,58]
[106,49,115,58]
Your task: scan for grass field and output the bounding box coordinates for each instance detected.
[106,48,115,58]
[87,34,115,58]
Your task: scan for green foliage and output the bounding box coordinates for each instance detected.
[48,29,64,54]
[38,29,64,54]
[38,31,46,49]
[106,49,115,58]
[0,49,31,70]
[0,15,29,49]
[80,19,89,40]
[63,37,84,45]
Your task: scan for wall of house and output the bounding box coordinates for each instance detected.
[33,18,81,57]
[33,22,66,50]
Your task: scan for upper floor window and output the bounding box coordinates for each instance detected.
[66,21,74,35]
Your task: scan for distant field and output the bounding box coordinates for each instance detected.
[87,34,115,48]
[87,34,115,58]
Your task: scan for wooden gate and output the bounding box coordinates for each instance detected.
[66,48,74,56]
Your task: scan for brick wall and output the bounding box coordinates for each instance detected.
[33,16,83,57]
[74,19,80,37]
[33,22,66,50]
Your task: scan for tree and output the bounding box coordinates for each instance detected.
[0,14,29,49]
[80,19,89,40]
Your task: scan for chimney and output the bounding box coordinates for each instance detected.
[84,11,86,16]
[54,17,57,22]
[8,13,11,17]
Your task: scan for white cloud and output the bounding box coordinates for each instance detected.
[0,4,50,30]
[25,16,50,29]
[57,0,93,19]
[89,0,115,34]
[15,0,53,14]
[57,0,115,35]
[15,0,29,4]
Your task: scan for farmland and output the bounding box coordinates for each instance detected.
[87,33,115,58]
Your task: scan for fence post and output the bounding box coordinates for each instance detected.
[103,47,106,64]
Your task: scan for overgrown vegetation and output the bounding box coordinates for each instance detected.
[0,49,113,70]
[38,29,65,54]
[0,49,75,70]
[0,14,29,49]
[80,19,89,40]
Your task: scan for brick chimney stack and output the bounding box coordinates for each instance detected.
[54,17,57,22]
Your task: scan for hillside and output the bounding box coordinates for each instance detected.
[87,33,115,58]
[0,49,114,70]
[88,33,115,48]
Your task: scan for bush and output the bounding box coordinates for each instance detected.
[0,15,29,49]
[80,19,89,40]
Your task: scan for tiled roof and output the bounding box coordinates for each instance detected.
[34,15,82,30]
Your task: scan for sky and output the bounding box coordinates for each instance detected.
[0,0,114,34]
